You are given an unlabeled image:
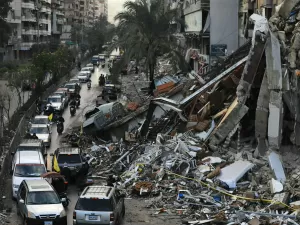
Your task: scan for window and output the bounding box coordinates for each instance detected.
[26,191,60,205]
[30,127,49,134]
[19,185,26,200]
[14,164,46,177]
[75,199,113,211]
[57,154,81,164]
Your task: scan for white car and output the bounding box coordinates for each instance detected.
[80,68,92,77]
[11,151,46,199]
[78,72,90,82]
[85,64,94,73]
[17,180,67,224]
[32,115,52,129]
[30,124,51,147]
[47,95,65,112]
[69,78,82,87]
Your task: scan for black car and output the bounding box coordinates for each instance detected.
[102,84,118,100]
[52,147,84,178]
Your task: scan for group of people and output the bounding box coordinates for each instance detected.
[99,74,106,86]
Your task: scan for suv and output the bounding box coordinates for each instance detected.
[73,186,125,225]
[11,151,47,199]
[102,84,118,100]
[17,179,67,225]
[12,139,45,155]
[52,147,84,177]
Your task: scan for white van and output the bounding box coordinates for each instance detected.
[11,151,47,199]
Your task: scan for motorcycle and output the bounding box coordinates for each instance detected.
[70,105,76,116]
[75,98,80,108]
[57,121,64,135]
[87,81,91,90]
[59,192,70,207]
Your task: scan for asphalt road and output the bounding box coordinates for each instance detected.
[4,63,182,225]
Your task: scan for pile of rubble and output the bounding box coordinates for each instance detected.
[81,1,300,224]
[85,131,300,224]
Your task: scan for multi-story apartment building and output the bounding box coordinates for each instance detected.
[95,0,108,18]
[2,0,65,61]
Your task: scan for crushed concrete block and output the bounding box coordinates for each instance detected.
[270,178,284,193]
[292,33,300,50]
[278,0,300,19]
[271,192,289,209]
[217,160,254,189]
[268,151,286,183]
[285,24,295,33]
[289,50,297,69]
[268,91,283,149]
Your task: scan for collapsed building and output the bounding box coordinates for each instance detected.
[139,3,300,155]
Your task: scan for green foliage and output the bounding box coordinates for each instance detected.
[0,0,12,47]
[71,16,115,54]
[110,0,186,81]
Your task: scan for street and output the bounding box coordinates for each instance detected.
[3,64,182,225]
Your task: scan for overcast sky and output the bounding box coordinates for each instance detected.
[108,0,129,23]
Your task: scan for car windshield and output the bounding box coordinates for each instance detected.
[57,154,81,164]
[17,146,41,152]
[14,164,46,177]
[70,80,79,83]
[48,97,61,103]
[33,118,48,124]
[65,84,75,89]
[26,191,60,205]
[30,127,48,134]
[82,68,89,71]
[75,199,113,211]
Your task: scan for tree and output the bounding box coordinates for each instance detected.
[51,46,74,82]
[31,51,54,92]
[0,0,12,48]
[111,0,186,89]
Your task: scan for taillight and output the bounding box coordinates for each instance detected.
[110,213,114,221]
[73,212,76,219]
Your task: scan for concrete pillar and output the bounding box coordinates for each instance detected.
[268,91,283,149]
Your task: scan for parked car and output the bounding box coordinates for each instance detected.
[91,55,100,66]
[85,64,94,73]
[73,186,125,225]
[77,72,90,83]
[51,147,84,178]
[54,89,70,105]
[11,151,47,199]
[12,139,45,155]
[29,124,51,147]
[17,179,67,225]
[102,84,118,100]
[64,83,79,97]
[31,115,52,131]
[47,95,66,112]
[80,69,91,78]
[69,78,82,88]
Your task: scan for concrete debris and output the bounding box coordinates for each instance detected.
[77,6,300,225]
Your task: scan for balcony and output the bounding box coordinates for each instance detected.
[39,30,49,35]
[40,7,51,14]
[22,28,38,35]
[7,16,21,24]
[183,0,209,15]
[52,30,61,34]
[22,2,35,10]
[57,19,64,24]
[40,18,50,24]
[22,15,37,22]
[20,42,35,50]
[56,11,64,16]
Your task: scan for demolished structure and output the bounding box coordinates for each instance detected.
[78,2,300,224]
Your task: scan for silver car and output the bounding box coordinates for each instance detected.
[47,95,65,112]
[73,186,125,225]
[17,179,67,225]
[32,115,52,129]
[30,124,51,147]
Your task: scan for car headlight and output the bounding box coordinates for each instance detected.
[60,210,66,217]
[28,211,36,219]
[13,184,19,189]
